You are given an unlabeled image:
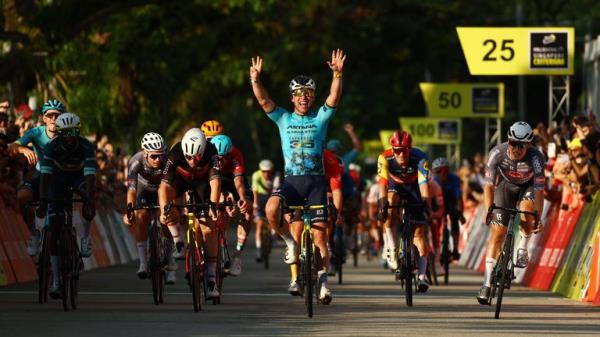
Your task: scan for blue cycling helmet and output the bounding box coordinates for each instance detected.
[326,139,343,154]
[210,134,233,156]
[41,99,65,114]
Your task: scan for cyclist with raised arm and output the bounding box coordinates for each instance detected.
[210,134,253,276]
[8,99,64,256]
[477,122,545,304]
[123,132,177,283]
[377,130,433,293]
[252,159,278,262]
[431,157,465,260]
[250,49,346,303]
[158,128,222,299]
[36,113,96,299]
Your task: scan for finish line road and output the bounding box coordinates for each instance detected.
[1,247,599,337]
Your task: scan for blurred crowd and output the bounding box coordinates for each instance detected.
[457,112,600,210]
[0,98,129,211]
[2,95,599,216]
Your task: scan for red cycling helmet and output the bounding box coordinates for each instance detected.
[390,130,412,149]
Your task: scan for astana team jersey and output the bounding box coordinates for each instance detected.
[267,104,335,176]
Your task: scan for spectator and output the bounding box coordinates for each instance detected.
[0,133,25,209]
[0,99,19,141]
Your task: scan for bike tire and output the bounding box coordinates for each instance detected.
[188,235,202,312]
[60,229,71,312]
[149,226,163,305]
[335,227,344,285]
[494,235,513,319]
[404,238,413,307]
[38,229,50,304]
[352,227,358,267]
[304,232,313,318]
[442,227,450,285]
[70,232,80,310]
[427,253,438,286]
[261,229,271,270]
[213,231,223,305]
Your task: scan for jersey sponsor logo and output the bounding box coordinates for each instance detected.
[506,170,532,180]
[289,140,315,148]
[286,124,317,130]
[532,157,543,173]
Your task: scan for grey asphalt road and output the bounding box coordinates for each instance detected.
[1,245,599,337]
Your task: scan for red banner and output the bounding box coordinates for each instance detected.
[529,190,583,290]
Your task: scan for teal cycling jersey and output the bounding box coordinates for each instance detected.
[16,126,53,171]
[268,104,336,176]
[40,137,97,176]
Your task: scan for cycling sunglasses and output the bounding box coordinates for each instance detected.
[392,147,409,154]
[184,154,202,163]
[508,140,529,149]
[44,112,61,120]
[58,128,80,137]
[292,88,314,97]
[148,153,165,160]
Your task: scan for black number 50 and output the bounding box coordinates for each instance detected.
[483,39,515,61]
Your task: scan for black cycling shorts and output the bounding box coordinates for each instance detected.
[491,179,535,227]
[272,175,327,223]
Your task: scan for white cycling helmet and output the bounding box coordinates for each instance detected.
[289,75,316,92]
[507,121,533,142]
[432,157,449,170]
[259,159,274,171]
[55,112,81,131]
[141,132,166,152]
[181,128,207,157]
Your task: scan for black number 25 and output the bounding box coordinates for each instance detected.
[483,39,515,61]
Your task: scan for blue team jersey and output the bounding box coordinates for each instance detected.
[16,126,53,171]
[268,104,335,176]
[434,172,462,208]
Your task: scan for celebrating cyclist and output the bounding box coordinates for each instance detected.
[36,113,96,299]
[476,122,544,304]
[431,157,465,260]
[158,128,222,299]
[210,134,253,276]
[124,132,178,283]
[8,99,64,256]
[377,130,432,293]
[250,49,346,303]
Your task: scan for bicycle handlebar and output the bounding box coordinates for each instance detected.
[488,204,538,222]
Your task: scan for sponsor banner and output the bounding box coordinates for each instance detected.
[530,190,583,290]
[551,191,600,298]
[585,231,600,303]
[399,117,462,145]
[0,199,37,283]
[379,130,395,149]
[457,27,574,75]
[419,83,504,118]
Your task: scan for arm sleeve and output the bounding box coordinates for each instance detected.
[232,149,245,176]
[208,154,221,181]
[417,158,429,186]
[377,154,388,185]
[127,159,140,190]
[15,128,36,146]
[484,148,501,185]
[452,174,462,199]
[342,149,359,167]
[532,152,546,191]
[317,104,336,124]
[83,143,97,176]
[266,106,286,124]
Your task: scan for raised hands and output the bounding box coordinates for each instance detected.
[327,49,347,73]
[250,56,263,81]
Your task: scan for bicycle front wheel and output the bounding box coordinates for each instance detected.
[335,226,344,285]
[303,232,314,318]
[403,238,413,307]
[494,236,513,319]
[261,228,271,270]
[188,235,202,312]
[38,229,51,304]
[149,225,164,305]
[60,229,72,311]
[69,232,80,310]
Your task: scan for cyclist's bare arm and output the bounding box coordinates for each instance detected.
[344,123,362,152]
[332,188,343,214]
[250,56,276,113]
[483,184,494,210]
[209,177,221,204]
[158,181,175,220]
[325,49,346,108]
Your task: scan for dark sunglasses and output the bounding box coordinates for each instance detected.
[148,153,165,160]
[58,128,80,137]
[393,147,409,154]
[185,154,202,162]
[44,113,60,120]
[292,88,314,97]
[508,140,528,149]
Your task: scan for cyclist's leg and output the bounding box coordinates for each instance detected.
[133,188,153,275]
[405,185,430,287]
[164,178,185,250]
[47,173,67,296]
[254,194,268,260]
[482,180,514,288]
[267,178,302,264]
[516,185,536,266]
[383,182,400,268]
[233,182,253,258]
[288,212,302,294]
[196,182,218,293]
[305,176,331,302]
[18,175,39,255]
[449,210,461,258]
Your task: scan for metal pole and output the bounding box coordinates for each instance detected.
[485,118,490,156]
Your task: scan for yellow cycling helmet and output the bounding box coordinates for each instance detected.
[201,120,224,138]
